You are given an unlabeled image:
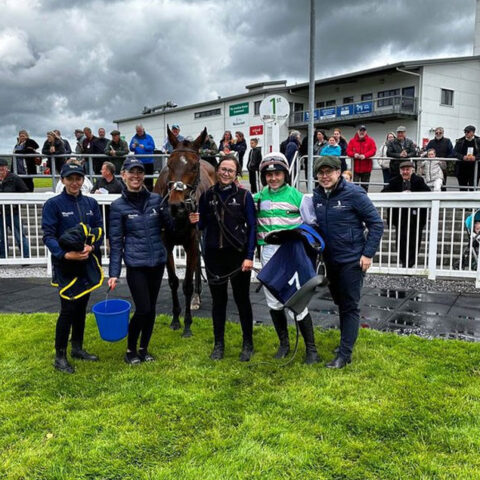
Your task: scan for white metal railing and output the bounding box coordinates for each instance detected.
[291,155,477,192]
[1,192,480,286]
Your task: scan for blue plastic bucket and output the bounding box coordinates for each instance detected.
[92,299,131,342]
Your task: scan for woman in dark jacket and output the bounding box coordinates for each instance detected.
[108,157,173,365]
[231,131,247,171]
[189,155,256,362]
[42,162,104,374]
[42,131,66,174]
[218,130,233,154]
[13,129,39,192]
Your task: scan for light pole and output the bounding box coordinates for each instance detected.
[307,0,316,193]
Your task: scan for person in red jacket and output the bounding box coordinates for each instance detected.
[346,125,377,191]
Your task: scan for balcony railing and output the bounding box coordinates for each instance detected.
[289,95,418,127]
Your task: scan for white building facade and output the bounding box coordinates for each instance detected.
[114,56,480,160]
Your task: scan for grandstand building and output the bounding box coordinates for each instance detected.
[114,55,480,153]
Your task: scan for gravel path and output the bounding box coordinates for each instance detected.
[1,266,478,294]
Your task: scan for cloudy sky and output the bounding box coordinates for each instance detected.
[0,0,477,151]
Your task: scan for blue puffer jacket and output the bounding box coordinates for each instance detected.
[42,190,103,259]
[108,188,173,278]
[312,177,383,264]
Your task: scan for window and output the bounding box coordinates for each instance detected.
[254,101,261,115]
[293,102,304,112]
[440,88,454,106]
[325,99,336,107]
[343,96,354,104]
[194,108,221,119]
[316,101,325,108]
[377,88,400,107]
[361,93,373,101]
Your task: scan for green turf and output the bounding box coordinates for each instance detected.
[34,178,53,189]
[1,313,480,480]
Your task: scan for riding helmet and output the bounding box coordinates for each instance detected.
[259,152,291,185]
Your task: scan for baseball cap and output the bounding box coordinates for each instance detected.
[110,130,121,136]
[396,126,407,132]
[171,124,180,130]
[123,157,145,172]
[313,156,341,174]
[399,161,415,169]
[60,163,86,178]
[357,125,367,130]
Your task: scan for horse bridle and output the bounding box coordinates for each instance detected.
[165,148,201,213]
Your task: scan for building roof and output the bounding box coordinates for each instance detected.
[114,55,480,123]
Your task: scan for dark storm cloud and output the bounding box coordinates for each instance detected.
[0,0,476,151]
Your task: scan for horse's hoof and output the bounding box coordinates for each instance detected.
[182,329,193,338]
[170,321,181,331]
[191,294,201,310]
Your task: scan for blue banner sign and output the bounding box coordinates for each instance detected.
[320,107,336,120]
[354,101,373,114]
[337,104,353,117]
[303,109,320,122]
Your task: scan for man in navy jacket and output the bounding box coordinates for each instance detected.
[303,156,383,368]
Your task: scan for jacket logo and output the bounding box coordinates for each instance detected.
[61,211,74,217]
[128,214,139,219]
[229,198,240,207]
[333,201,347,209]
[86,209,94,216]
[150,208,158,216]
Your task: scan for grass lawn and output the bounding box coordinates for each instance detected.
[1,313,480,480]
[34,178,53,189]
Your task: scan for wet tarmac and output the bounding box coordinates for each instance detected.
[2,278,480,341]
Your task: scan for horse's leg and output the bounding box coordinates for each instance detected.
[182,239,198,338]
[167,249,182,330]
[191,239,202,311]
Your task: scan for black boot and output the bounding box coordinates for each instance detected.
[239,339,254,362]
[298,314,319,365]
[210,342,224,360]
[270,309,290,359]
[54,349,75,374]
[71,341,99,361]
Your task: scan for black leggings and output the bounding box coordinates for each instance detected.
[55,294,90,350]
[205,248,253,345]
[126,264,165,352]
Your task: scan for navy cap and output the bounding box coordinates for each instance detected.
[60,163,85,178]
[0,158,9,167]
[123,157,145,172]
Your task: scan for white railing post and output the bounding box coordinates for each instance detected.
[427,199,440,280]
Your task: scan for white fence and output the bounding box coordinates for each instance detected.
[1,192,480,287]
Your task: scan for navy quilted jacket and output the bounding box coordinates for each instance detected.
[312,177,384,264]
[108,188,173,278]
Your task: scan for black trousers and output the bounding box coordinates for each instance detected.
[126,264,165,352]
[326,261,364,359]
[248,169,258,194]
[55,294,90,350]
[456,163,478,191]
[204,248,253,346]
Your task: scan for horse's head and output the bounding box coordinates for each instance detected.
[165,126,207,218]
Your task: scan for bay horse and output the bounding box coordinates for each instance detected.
[155,126,216,337]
